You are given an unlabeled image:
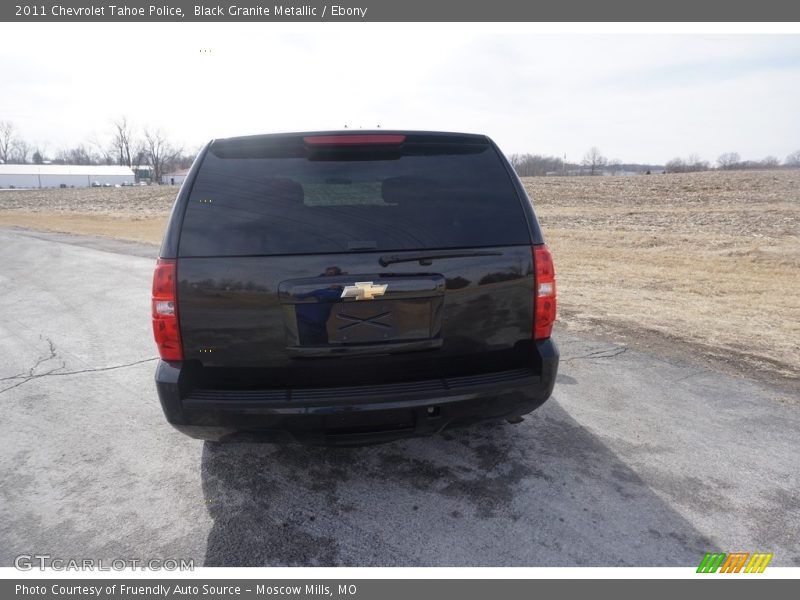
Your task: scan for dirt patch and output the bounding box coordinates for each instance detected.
[0,186,176,215]
[0,212,167,246]
[0,186,174,245]
[1,171,798,388]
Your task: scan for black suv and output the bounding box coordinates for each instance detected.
[152,131,558,444]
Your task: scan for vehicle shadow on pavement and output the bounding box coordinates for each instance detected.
[200,399,718,567]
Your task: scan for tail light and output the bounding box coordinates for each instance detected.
[151,258,183,361]
[533,245,557,340]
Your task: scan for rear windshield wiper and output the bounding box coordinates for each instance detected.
[379,249,503,267]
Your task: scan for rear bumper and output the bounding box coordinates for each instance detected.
[156,339,558,445]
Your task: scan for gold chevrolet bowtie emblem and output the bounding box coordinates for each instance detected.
[340,281,388,300]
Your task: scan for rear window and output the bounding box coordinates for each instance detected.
[178,135,531,257]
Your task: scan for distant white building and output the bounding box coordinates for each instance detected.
[0,164,135,189]
[162,168,190,186]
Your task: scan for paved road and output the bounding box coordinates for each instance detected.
[0,227,797,567]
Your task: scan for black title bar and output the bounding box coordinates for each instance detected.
[4,579,797,600]
[4,0,800,22]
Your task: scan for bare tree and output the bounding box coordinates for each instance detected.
[144,128,182,182]
[582,146,607,176]
[87,133,113,165]
[54,144,96,165]
[0,120,16,163]
[13,139,31,164]
[785,150,800,168]
[111,116,139,167]
[667,154,710,173]
[508,153,564,177]
[665,154,708,173]
[717,152,740,170]
[31,142,49,165]
[760,156,780,169]
[685,153,707,172]
[129,140,149,182]
[132,140,147,169]
[665,157,686,173]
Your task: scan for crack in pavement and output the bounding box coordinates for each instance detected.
[675,369,709,383]
[0,337,158,395]
[0,335,63,383]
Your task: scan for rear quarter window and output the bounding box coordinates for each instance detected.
[178,137,531,257]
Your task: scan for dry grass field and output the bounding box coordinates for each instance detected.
[1,170,798,387]
[0,186,175,245]
[524,170,799,387]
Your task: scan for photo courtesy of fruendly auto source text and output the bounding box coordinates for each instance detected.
[1,0,798,597]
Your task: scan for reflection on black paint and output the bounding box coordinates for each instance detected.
[295,267,343,345]
[478,271,522,285]
[445,276,471,290]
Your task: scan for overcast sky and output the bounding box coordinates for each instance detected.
[2,24,799,164]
